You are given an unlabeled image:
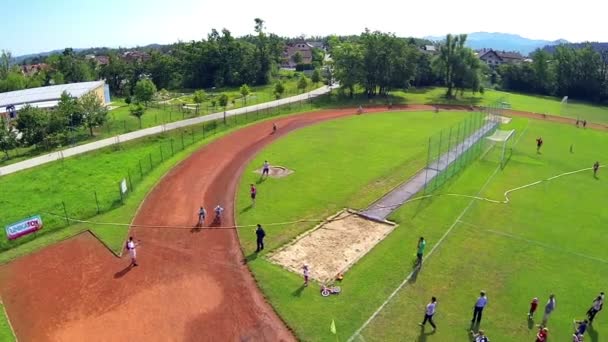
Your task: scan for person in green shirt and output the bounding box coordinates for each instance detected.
[416,237,426,266]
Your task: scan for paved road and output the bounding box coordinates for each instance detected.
[0,85,334,177]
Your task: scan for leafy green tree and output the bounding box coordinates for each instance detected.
[297,76,308,93]
[0,71,27,92]
[193,90,206,104]
[292,52,303,65]
[57,91,82,127]
[133,79,157,107]
[274,81,285,99]
[530,49,553,94]
[240,84,251,105]
[218,93,229,110]
[0,50,11,79]
[79,92,108,136]
[0,119,18,160]
[311,69,321,85]
[329,38,363,97]
[129,103,146,129]
[100,54,128,94]
[435,34,468,97]
[16,105,49,147]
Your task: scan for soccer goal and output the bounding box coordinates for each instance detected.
[484,129,516,169]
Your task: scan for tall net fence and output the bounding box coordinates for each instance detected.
[423,103,506,194]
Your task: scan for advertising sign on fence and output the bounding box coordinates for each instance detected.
[121,178,128,194]
[5,215,43,240]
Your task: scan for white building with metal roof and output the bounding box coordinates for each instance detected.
[0,81,110,118]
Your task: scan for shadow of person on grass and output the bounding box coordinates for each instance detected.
[242,251,258,265]
[256,176,267,185]
[527,316,535,330]
[416,326,436,342]
[588,323,599,342]
[410,264,421,284]
[240,205,253,214]
[114,265,133,279]
[292,284,305,297]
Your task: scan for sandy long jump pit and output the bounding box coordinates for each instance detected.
[269,210,397,282]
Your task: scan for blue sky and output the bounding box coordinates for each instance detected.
[2,0,607,56]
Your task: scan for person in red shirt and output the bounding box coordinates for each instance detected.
[535,327,548,342]
[529,297,539,318]
[250,184,257,207]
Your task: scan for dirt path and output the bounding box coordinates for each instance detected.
[0,108,362,342]
[0,105,603,342]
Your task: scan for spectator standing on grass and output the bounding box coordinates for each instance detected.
[583,120,587,128]
[593,161,600,178]
[126,237,138,267]
[303,264,310,287]
[539,294,556,327]
[535,327,548,342]
[470,329,489,342]
[536,137,543,154]
[262,160,270,177]
[416,237,426,266]
[250,184,257,207]
[528,297,539,318]
[587,294,603,323]
[572,332,584,342]
[255,224,265,252]
[573,319,588,336]
[419,296,438,331]
[471,291,488,325]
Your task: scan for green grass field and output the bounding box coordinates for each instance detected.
[236,111,470,340]
[0,100,322,260]
[0,301,14,342]
[359,117,608,341]
[236,112,608,341]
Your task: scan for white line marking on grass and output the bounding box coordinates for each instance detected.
[347,119,530,342]
[457,220,608,265]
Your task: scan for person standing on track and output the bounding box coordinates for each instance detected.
[272,123,277,134]
[419,296,438,331]
[198,206,207,226]
[471,291,488,326]
[255,224,266,252]
[126,236,138,267]
[214,204,224,224]
[416,237,426,267]
[250,184,257,207]
[262,160,270,178]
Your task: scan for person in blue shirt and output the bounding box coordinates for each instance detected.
[573,319,588,336]
[255,224,266,252]
[472,291,488,325]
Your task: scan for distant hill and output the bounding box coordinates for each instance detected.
[424,32,568,55]
[542,42,608,54]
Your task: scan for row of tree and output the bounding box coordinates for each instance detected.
[1,19,324,97]
[498,46,608,102]
[329,31,483,98]
[0,92,107,157]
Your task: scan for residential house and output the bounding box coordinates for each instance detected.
[420,45,437,54]
[282,42,313,69]
[122,51,150,63]
[478,49,524,68]
[21,63,49,76]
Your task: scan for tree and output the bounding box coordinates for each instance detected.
[240,84,251,105]
[79,92,108,136]
[133,79,157,107]
[253,18,271,84]
[193,90,206,105]
[435,34,468,97]
[218,93,229,124]
[0,71,27,92]
[218,93,229,110]
[274,81,285,99]
[15,105,49,147]
[56,91,82,128]
[0,50,11,79]
[530,49,553,94]
[0,119,18,160]
[328,38,363,97]
[297,76,308,93]
[311,69,321,85]
[129,103,146,129]
[292,51,303,65]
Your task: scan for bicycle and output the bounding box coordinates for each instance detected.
[320,283,341,297]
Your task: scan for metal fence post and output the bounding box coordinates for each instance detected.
[446,127,453,178]
[118,182,124,204]
[435,130,443,188]
[94,191,100,214]
[127,170,133,191]
[149,153,153,169]
[160,145,164,162]
[424,137,431,193]
[181,133,185,149]
[170,139,174,155]
[61,201,69,226]
[139,159,143,177]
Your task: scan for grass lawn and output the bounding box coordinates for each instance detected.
[0,99,323,261]
[0,301,14,342]
[391,87,608,124]
[235,111,471,341]
[358,118,608,341]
